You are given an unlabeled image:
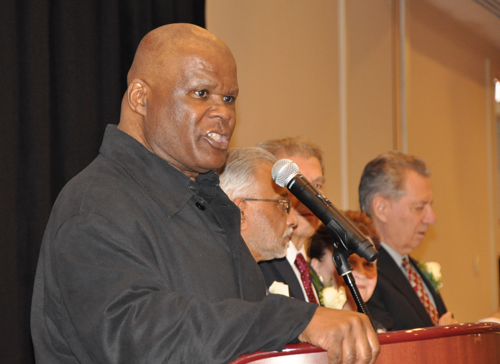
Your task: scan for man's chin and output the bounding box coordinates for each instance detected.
[294,225,317,240]
[276,252,287,259]
[195,158,228,174]
[276,244,289,259]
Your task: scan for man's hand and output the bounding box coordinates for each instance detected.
[298,306,380,364]
[438,311,458,325]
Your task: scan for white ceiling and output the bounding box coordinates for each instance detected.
[425,0,500,48]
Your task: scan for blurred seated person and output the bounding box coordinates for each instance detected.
[359,151,457,330]
[258,137,325,303]
[478,308,500,324]
[309,211,386,332]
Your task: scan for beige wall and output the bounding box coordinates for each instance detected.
[406,0,500,322]
[207,0,342,201]
[207,0,500,322]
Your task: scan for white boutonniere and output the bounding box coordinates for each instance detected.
[309,268,347,309]
[269,281,289,296]
[321,286,347,309]
[418,261,443,291]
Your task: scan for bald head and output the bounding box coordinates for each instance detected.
[128,23,233,88]
[118,23,239,180]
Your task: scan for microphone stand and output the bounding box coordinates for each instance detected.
[332,246,375,330]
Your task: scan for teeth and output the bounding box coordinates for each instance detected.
[208,132,222,142]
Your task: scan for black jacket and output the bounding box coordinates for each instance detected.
[31,125,316,364]
[366,246,447,331]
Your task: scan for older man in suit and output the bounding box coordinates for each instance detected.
[359,151,457,331]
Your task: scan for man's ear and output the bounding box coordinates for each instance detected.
[233,198,247,230]
[127,79,147,116]
[371,195,390,223]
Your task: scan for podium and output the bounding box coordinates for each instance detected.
[230,322,500,363]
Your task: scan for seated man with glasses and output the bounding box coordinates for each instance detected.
[219,147,297,262]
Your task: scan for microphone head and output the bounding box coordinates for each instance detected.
[272,159,300,187]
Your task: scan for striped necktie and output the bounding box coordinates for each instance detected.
[402,257,439,325]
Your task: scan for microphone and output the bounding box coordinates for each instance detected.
[272,159,379,262]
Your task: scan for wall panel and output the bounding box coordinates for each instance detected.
[207,0,500,324]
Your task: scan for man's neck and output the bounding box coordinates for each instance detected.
[291,235,307,250]
[373,220,403,255]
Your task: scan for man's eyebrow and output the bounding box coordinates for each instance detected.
[411,200,432,206]
[312,176,326,184]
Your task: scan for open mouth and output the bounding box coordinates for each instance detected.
[206,132,230,149]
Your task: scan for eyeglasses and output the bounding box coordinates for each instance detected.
[242,198,291,214]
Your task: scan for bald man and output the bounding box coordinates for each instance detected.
[31,24,379,364]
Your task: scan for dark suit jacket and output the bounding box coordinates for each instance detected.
[259,257,307,300]
[366,246,447,331]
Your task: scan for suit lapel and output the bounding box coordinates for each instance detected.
[378,248,433,325]
[274,259,306,300]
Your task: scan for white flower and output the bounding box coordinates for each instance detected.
[269,281,289,296]
[419,261,443,290]
[322,286,347,309]
[424,262,442,280]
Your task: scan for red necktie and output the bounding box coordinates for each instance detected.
[402,257,439,325]
[294,253,318,304]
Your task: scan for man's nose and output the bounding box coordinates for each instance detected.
[208,96,233,121]
[424,205,437,225]
[287,207,298,228]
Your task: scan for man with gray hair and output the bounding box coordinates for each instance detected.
[359,151,457,331]
[220,147,297,262]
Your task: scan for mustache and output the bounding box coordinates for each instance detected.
[283,228,294,239]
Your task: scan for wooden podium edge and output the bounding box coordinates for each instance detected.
[230,322,500,364]
[377,321,500,344]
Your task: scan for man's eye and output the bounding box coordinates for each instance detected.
[195,90,209,97]
[223,95,236,104]
[314,184,323,190]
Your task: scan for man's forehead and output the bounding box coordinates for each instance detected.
[130,25,235,84]
[254,163,285,195]
[286,154,324,179]
[179,54,237,79]
[403,170,432,192]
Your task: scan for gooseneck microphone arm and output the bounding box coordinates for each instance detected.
[332,243,375,328]
[272,159,377,328]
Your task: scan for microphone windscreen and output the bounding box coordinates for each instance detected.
[272,159,300,187]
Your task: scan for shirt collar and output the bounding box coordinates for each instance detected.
[381,241,408,267]
[286,242,299,266]
[99,125,220,217]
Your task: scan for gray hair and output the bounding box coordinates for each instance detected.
[257,137,324,174]
[358,151,430,217]
[219,147,277,199]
